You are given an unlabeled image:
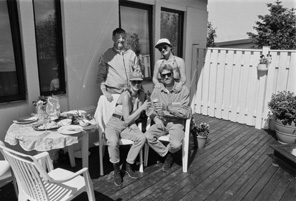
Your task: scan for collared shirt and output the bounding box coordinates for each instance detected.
[149,82,192,122]
[96,47,139,93]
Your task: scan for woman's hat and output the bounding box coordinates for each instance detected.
[155,38,172,48]
[129,70,143,81]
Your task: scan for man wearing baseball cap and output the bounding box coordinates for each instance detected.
[153,38,187,93]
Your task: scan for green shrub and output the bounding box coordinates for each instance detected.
[268,91,296,125]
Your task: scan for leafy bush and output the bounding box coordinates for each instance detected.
[268,91,296,125]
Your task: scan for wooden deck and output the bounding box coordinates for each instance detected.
[1,114,296,201]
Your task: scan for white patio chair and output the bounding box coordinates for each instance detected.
[94,95,144,176]
[144,117,192,172]
[0,140,95,201]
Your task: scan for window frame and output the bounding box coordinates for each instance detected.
[32,0,66,96]
[161,7,184,57]
[119,0,154,81]
[0,0,26,103]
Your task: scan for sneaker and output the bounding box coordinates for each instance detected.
[125,162,139,179]
[162,152,174,171]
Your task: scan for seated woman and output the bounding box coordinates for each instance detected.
[153,38,186,93]
[104,70,150,187]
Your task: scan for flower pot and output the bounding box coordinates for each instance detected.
[257,63,268,71]
[274,119,296,144]
[197,135,207,149]
[275,120,296,134]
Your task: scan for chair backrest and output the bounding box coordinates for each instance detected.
[94,94,120,132]
[0,142,51,201]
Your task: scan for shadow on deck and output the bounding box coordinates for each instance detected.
[1,114,295,201]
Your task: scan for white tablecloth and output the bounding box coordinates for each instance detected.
[5,123,83,152]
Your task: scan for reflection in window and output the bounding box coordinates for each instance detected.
[0,0,25,103]
[120,1,153,79]
[161,8,184,57]
[33,0,65,95]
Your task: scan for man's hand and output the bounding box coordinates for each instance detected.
[104,92,113,102]
[154,82,164,90]
[174,81,183,93]
[154,102,168,112]
[154,116,165,129]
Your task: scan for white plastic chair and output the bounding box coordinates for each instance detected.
[144,117,192,172]
[94,95,144,176]
[0,140,95,201]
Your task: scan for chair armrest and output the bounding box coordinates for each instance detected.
[49,168,89,183]
[34,152,54,172]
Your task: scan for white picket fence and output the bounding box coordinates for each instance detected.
[190,45,296,129]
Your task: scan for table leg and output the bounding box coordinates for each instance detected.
[67,146,76,167]
[81,131,89,168]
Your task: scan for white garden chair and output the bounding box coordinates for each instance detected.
[0,140,95,201]
[144,117,192,172]
[94,95,144,176]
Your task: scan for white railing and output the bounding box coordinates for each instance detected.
[191,45,296,129]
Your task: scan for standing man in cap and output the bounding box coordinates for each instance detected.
[153,38,186,93]
[145,64,192,171]
[96,28,141,102]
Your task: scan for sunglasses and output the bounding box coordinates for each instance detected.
[160,72,172,79]
[131,80,142,85]
[157,45,168,52]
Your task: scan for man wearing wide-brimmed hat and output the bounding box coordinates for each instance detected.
[153,38,187,93]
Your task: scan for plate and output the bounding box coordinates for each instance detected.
[58,125,83,135]
[13,117,38,124]
[60,110,86,117]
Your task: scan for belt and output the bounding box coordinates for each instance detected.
[112,113,124,120]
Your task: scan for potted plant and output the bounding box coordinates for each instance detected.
[191,119,210,149]
[268,90,296,144]
[257,54,272,71]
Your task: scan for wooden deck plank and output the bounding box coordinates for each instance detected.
[267,170,295,201]
[164,125,254,200]
[1,114,295,201]
[202,133,274,201]
[178,128,270,200]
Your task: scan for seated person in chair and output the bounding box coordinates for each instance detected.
[104,70,150,186]
[145,64,192,171]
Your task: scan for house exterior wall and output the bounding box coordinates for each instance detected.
[0,0,207,153]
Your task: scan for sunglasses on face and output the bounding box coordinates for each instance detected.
[131,80,142,85]
[160,72,172,79]
[157,45,168,52]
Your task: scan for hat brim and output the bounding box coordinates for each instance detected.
[155,42,172,49]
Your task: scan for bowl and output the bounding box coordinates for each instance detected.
[58,119,72,126]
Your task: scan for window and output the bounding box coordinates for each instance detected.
[119,1,153,79]
[0,0,26,103]
[33,0,65,95]
[161,8,184,57]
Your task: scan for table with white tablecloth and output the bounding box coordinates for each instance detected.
[5,122,90,168]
